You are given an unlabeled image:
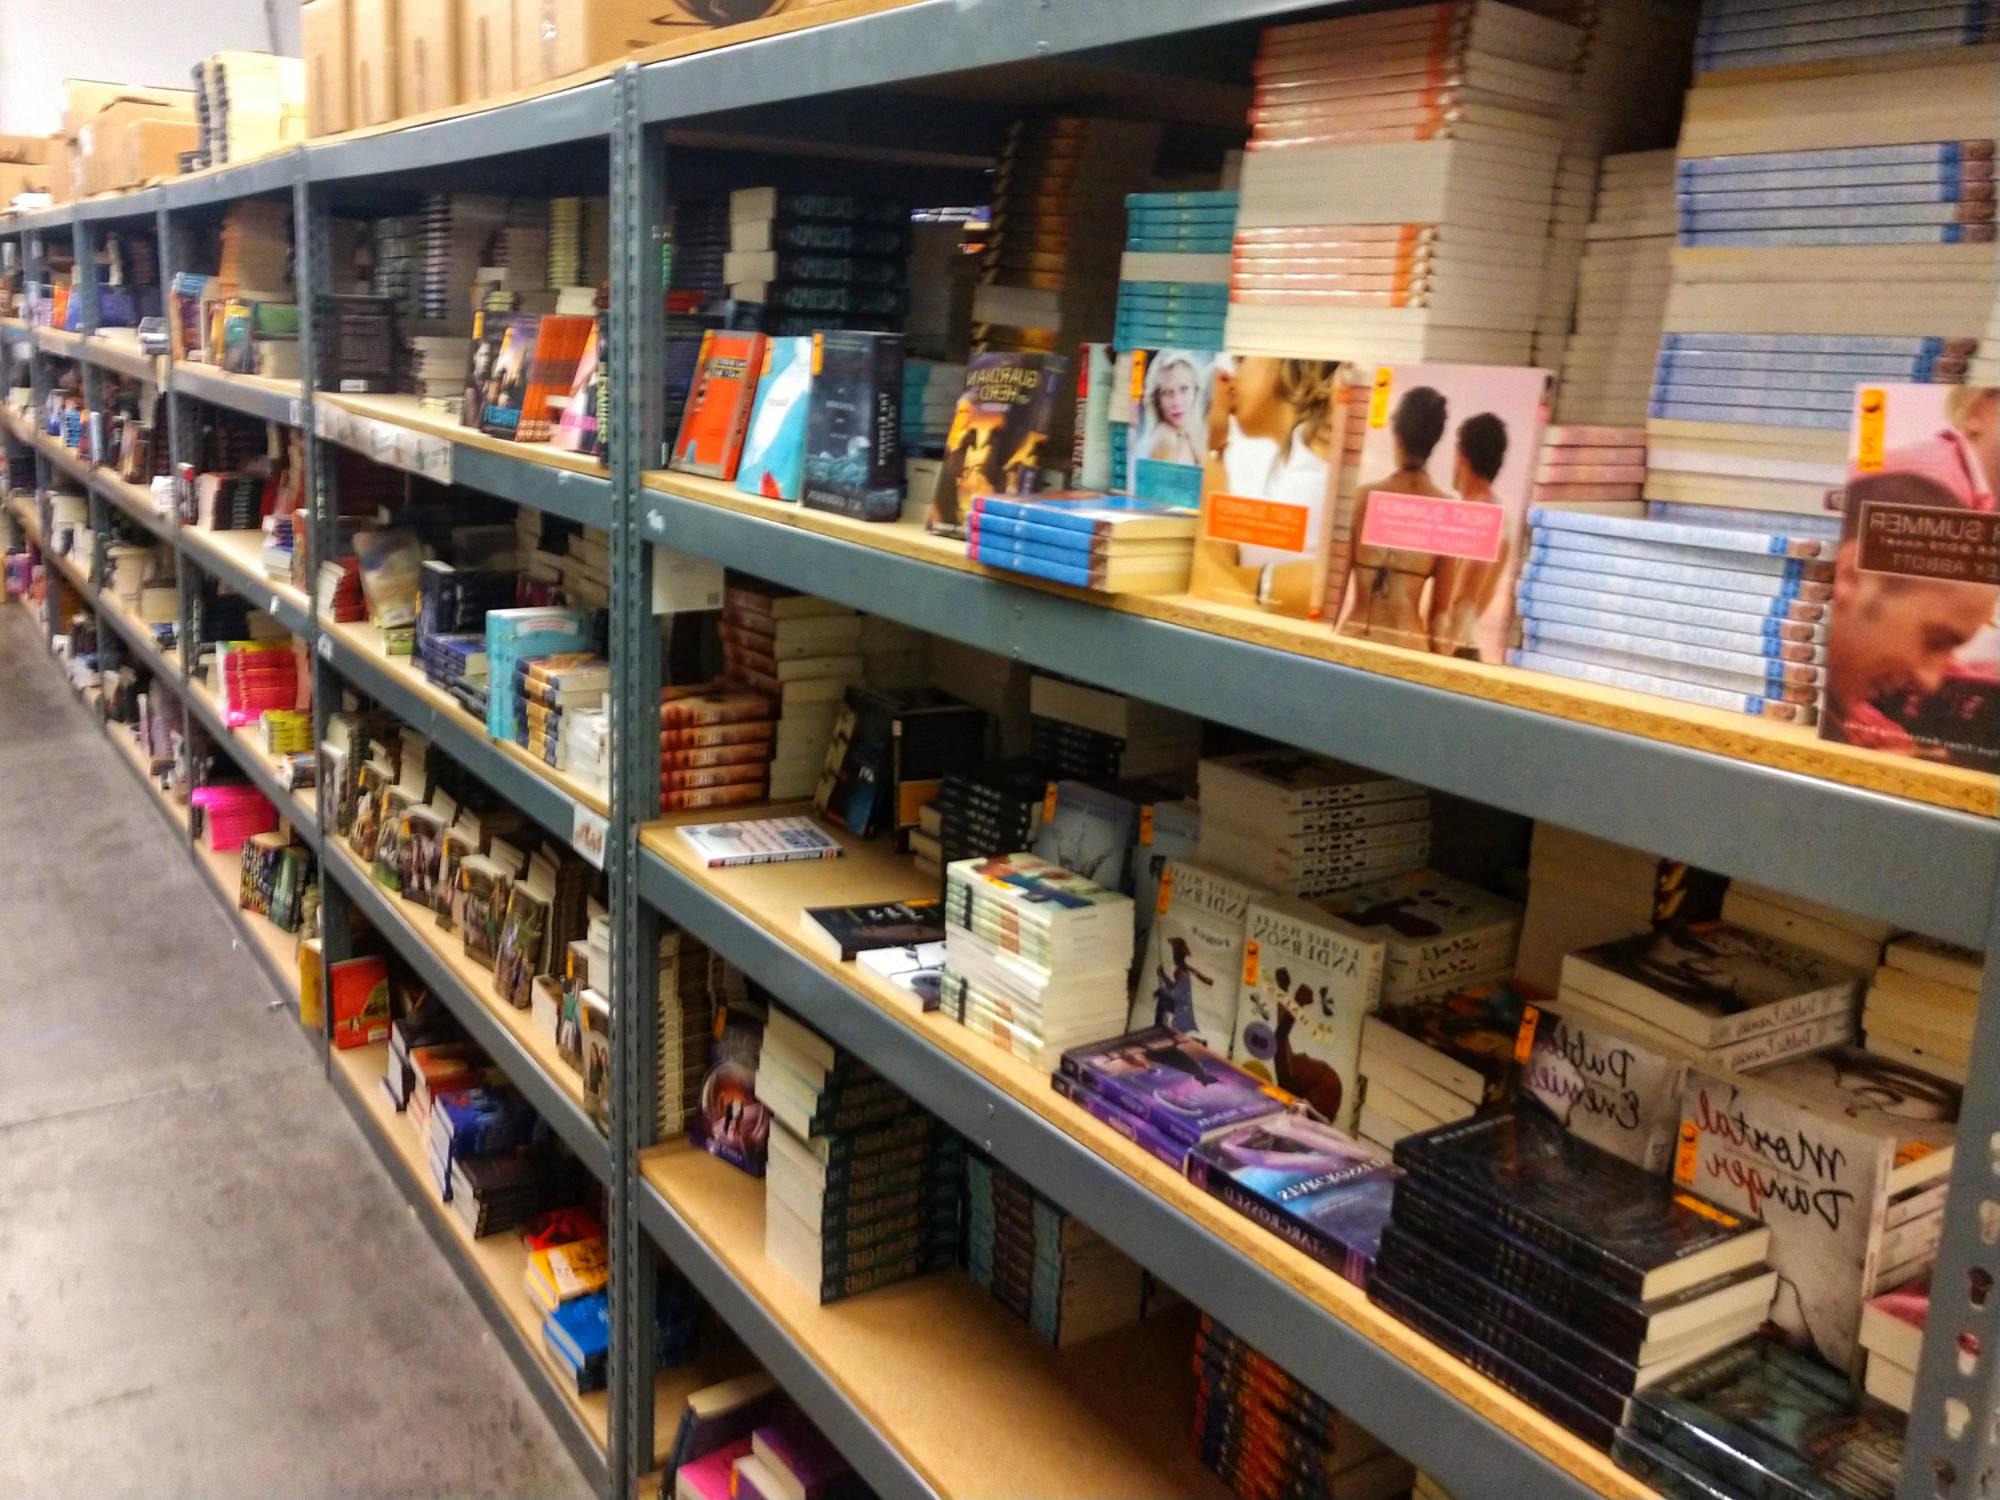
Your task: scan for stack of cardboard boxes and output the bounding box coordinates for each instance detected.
[56,82,198,200]
[301,0,849,135]
[0,136,50,211]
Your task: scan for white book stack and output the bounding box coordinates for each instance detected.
[1534,423,1649,512]
[1226,3,1581,367]
[722,582,866,803]
[1863,934,1982,1086]
[1651,38,2000,520]
[1859,1275,1929,1414]
[1555,151,1677,427]
[1723,878,1896,973]
[1195,750,1431,898]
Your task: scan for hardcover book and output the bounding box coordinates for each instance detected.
[1676,1049,1959,1373]
[1060,1028,1294,1148]
[1563,922,1864,1049]
[1033,780,1142,891]
[736,336,814,502]
[1128,860,1265,1052]
[801,331,904,521]
[1822,382,2000,771]
[1187,1112,1399,1287]
[801,899,944,961]
[1395,1103,1771,1299]
[1229,894,1383,1130]
[927,352,1068,538]
[1526,1001,1691,1175]
[1333,362,1550,661]
[671,330,767,479]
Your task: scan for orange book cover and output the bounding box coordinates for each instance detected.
[516,314,595,443]
[669,330,767,480]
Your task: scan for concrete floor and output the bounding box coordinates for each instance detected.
[0,603,595,1500]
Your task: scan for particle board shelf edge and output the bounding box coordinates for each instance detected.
[637,1140,1234,1500]
[320,617,610,845]
[634,811,1653,1500]
[77,331,163,382]
[172,361,304,425]
[95,591,179,683]
[323,840,609,1182]
[638,472,1998,947]
[182,676,321,851]
[192,837,305,1008]
[178,525,312,633]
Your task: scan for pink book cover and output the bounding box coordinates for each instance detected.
[677,1439,754,1500]
[1332,362,1550,663]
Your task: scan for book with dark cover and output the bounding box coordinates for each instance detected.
[543,1291,611,1394]
[813,687,897,837]
[1186,1112,1398,1287]
[802,898,945,961]
[689,1004,772,1177]
[1060,1028,1292,1148]
[1370,980,1531,1109]
[1633,1337,1904,1500]
[1611,1431,1752,1500]
[927,352,1068,539]
[1394,1104,1770,1298]
[801,331,904,522]
[478,315,541,438]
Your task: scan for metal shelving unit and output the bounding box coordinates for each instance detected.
[5,7,1997,1500]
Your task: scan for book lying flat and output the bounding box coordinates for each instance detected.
[679,816,843,868]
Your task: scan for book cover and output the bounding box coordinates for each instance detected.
[927,352,1068,538]
[689,1004,772,1177]
[1333,362,1550,661]
[1127,860,1264,1052]
[671,330,767,479]
[1632,1338,1903,1500]
[1526,1001,1691,1175]
[1130,347,1218,507]
[479,315,542,439]
[857,941,947,1009]
[1564,922,1864,1049]
[736,336,814,502]
[1822,382,2000,770]
[1061,1028,1292,1148]
[1188,355,1346,619]
[1369,981,1531,1109]
[461,313,511,432]
[802,898,944,961]
[1187,1112,1399,1287]
[1032,780,1141,892]
[329,954,390,1050]
[552,318,602,455]
[515,314,595,443]
[1317,869,1521,998]
[801,331,904,521]
[1676,1049,1960,1373]
[1395,1103,1770,1299]
[678,816,842,868]
[813,689,896,837]
[1229,895,1383,1130]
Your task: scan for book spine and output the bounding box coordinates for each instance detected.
[704,844,841,868]
[1508,648,1813,723]
[1528,507,1825,559]
[1517,584,1823,646]
[1707,978,1857,1047]
[1657,348,1949,380]
[1679,225,1987,249]
[1520,620,1819,687]
[1531,530,1833,582]
[1520,560,1825,616]
[1186,1153,1370,1285]
[1677,142,1975,178]
[1049,1070,1189,1167]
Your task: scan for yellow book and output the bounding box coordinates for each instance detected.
[524,1237,608,1312]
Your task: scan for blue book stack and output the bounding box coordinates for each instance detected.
[483,608,594,741]
[543,1290,612,1395]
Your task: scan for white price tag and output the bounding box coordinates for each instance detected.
[288,398,303,428]
[572,804,609,870]
[315,633,333,662]
[265,597,279,617]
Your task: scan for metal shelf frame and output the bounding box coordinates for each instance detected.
[6,9,1999,1499]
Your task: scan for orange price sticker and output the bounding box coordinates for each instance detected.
[1138,804,1156,845]
[1157,864,1175,915]
[1854,387,1887,472]
[1042,782,1059,822]
[1242,938,1260,988]
[1130,349,1149,403]
[1673,1120,1700,1187]
[811,332,825,376]
[1513,1003,1540,1065]
[1367,367,1394,429]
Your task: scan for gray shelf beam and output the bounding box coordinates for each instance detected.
[92,591,174,683]
[636,0,1330,121]
[324,848,613,1184]
[316,417,613,525]
[324,1054,613,1497]
[304,79,613,181]
[160,151,300,208]
[8,205,73,235]
[180,680,322,854]
[180,534,313,636]
[91,471,172,543]
[637,488,2000,948]
[319,628,594,854]
[75,188,163,223]
[635,846,1608,1500]
[76,337,164,383]
[634,1180,937,1500]
[172,362,304,425]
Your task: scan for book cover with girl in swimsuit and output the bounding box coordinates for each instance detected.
[1333,363,1549,662]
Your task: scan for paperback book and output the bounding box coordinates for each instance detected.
[670,330,767,479]
[801,331,904,521]
[1128,860,1264,1052]
[1229,894,1384,1130]
[735,335,814,501]
[1060,1028,1295,1148]
[679,816,843,868]
[927,352,1068,538]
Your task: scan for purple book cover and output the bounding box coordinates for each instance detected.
[1060,1027,1291,1146]
[752,1415,851,1498]
[1187,1113,1401,1287]
[1051,1069,1190,1168]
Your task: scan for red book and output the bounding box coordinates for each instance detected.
[670,331,766,480]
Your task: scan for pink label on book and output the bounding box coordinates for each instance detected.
[1358,491,1506,562]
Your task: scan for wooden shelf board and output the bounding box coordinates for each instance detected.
[322,616,610,817]
[330,1042,719,1450]
[179,525,313,618]
[323,839,594,1126]
[172,359,303,404]
[34,431,92,484]
[643,469,1995,820]
[35,326,81,357]
[109,719,190,834]
[316,391,610,483]
[185,672,320,838]
[98,590,180,675]
[641,1138,1231,1500]
[82,329,164,379]
[639,807,1655,1500]
[194,837,304,986]
[95,468,170,530]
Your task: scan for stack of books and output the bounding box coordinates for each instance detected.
[1055,1028,1297,1169]
[445,1151,552,1239]
[732,1413,861,1500]
[419,634,489,716]
[1192,1316,1412,1500]
[724,188,910,336]
[1859,1274,1928,1414]
[902,358,963,456]
[484,607,594,744]
[216,199,294,295]
[659,685,779,815]
[1554,152,1677,428]
[1029,673,1201,783]
[940,851,1134,1068]
[1862,935,1981,1084]
[237,830,308,931]
[720,580,864,802]
[966,490,1200,594]
[1619,1336,1904,1498]
[192,781,280,852]
[1513,509,1833,722]
[428,1085,536,1198]
[1226,4,1579,367]
[659,927,727,1138]
[1379,1105,1780,1447]
[211,639,298,727]
[973,115,1162,366]
[964,1154,1145,1346]
[546,197,583,290]
[929,760,1046,883]
[418,194,508,334]
[404,332,472,411]
[1650,37,1998,523]
[370,213,419,326]
[1515,820,1724,992]
[1196,751,1431,898]
[1534,424,1648,514]
[513,653,610,777]
[1357,981,1530,1153]
[1721,876,1894,973]
[1692,0,1995,74]
[760,1008,963,1304]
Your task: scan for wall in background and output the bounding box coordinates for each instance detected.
[0,0,300,135]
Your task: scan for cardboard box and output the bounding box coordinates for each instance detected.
[47,134,76,204]
[518,0,843,81]
[0,162,50,206]
[460,0,514,99]
[398,0,462,115]
[78,100,197,192]
[62,80,195,137]
[0,135,47,165]
[350,0,403,126]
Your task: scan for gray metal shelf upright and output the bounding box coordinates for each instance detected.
[2,6,1997,1500]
